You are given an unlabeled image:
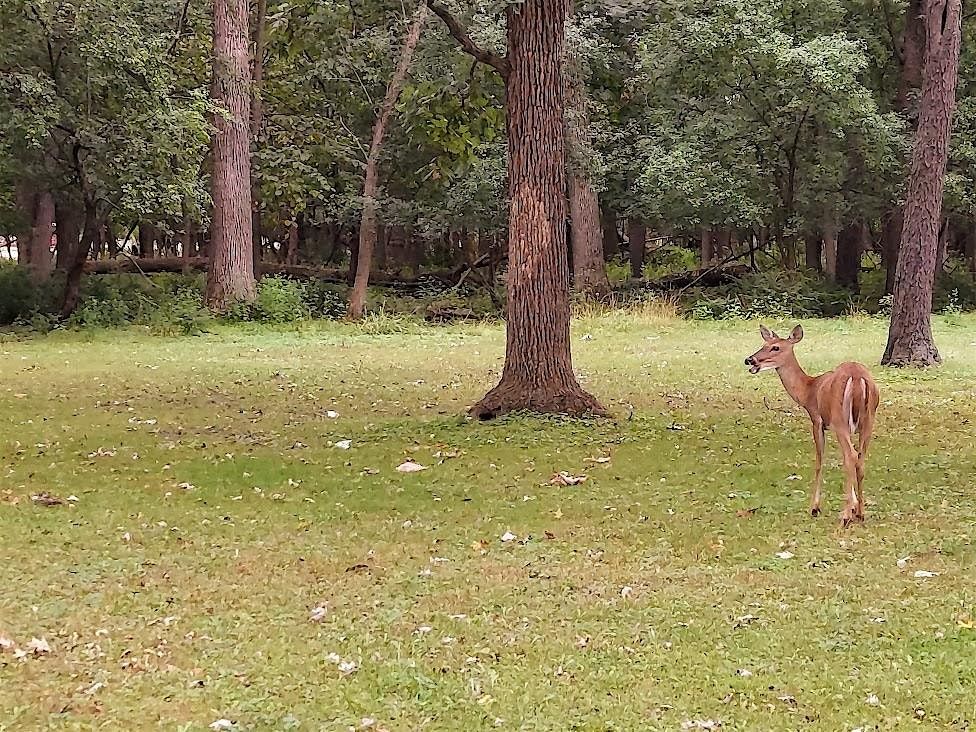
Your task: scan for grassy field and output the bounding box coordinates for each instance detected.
[2,313,975,731]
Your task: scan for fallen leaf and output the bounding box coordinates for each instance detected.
[549,472,587,486]
[775,551,795,560]
[309,606,328,622]
[30,492,64,506]
[865,693,880,706]
[621,586,633,599]
[209,720,235,731]
[914,570,939,578]
[326,410,339,419]
[735,507,759,518]
[396,461,427,473]
[334,440,352,450]
[27,637,51,655]
[735,668,753,677]
[681,720,722,730]
[500,531,517,543]
[896,556,910,569]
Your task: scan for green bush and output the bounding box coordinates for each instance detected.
[303,280,347,319]
[0,262,60,325]
[225,276,311,323]
[686,269,854,320]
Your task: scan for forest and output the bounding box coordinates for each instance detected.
[2,1,976,730]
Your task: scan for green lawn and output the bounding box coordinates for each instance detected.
[2,314,975,731]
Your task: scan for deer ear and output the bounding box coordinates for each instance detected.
[759,325,775,342]
[789,325,804,343]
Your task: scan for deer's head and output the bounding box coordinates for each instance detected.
[745,324,803,374]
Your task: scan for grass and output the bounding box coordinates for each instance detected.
[2,314,976,731]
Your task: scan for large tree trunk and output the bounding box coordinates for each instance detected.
[471,0,604,419]
[206,0,256,311]
[966,218,976,281]
[627,219,646,278]
[822,217,838,279]
[883,0,961,367]
[250,0,267,272]
[347,2,428,319]
[884,0,926,294]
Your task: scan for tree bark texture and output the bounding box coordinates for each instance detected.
[700,227,714,266]
[966,218,976,280]
[823,218,838,279]
[471,0,604,419]
[250,0,268,270]
[564,41,609,297]
[27,190,55,282]
[55,197,82,271]
[347,2,428,319]
[61,196,97,317]
[627,219,646,278]
[804,231,822,272]
[206,0,256,311]
[883,0,962,367]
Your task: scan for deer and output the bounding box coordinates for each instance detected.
[744,325,880,526]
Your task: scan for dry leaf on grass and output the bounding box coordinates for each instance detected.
[549,472,587,486]
[30,492,64,506]
[396,461,427,473]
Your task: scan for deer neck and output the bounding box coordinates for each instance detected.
[776,352,813,407]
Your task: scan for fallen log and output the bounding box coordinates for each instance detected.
[619,264,752,291]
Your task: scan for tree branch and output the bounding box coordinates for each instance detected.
[428,1,509,78]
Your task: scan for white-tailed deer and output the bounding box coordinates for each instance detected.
[745,325,880,525]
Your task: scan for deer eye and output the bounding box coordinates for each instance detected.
[771,346,780,352]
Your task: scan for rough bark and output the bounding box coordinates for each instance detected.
[627,219,646,278]
[884,0,926,294]
[966,218,976,280]
[347,2,428,319]
[61,197,97,317]
[138,223,156,258]
[250,0,267,271]
[471,0,604,419]
[286,217,299,265]
[883,0,961,367]
[206,0,256,311]
[182,205,195,275]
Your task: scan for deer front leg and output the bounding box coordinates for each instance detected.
[810,420,825,517]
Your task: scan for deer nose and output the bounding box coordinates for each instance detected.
[744,357,755,366]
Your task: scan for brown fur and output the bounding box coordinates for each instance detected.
[745,325,880,525]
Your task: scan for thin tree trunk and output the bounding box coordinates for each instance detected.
[700,227,714,266]
[804,231,823,272]
[471,0,604,419]
[883,0,961,367]
[250,0,267,273]
[600,208,619,261]
[347,1,428,319]
[27,190,55,282]
[966,218,976,281]
[55,197,82,271]
[627,219,646,278]
[823,218,838,280]
[836,222,862,290]
[206,0,256,310]
[182,204,194,275]
[565,38,609,297]
[61,196,97,317]
[286,217,299,265]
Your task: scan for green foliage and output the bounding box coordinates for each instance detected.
[686,270,854,320]
[0,262,58,325]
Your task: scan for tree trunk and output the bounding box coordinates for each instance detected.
[804,231,822,272]
[182,204,194,275]
[347,1,428,319]
[600,208,619,261]
[700,227,714,266]
[836,222,862,290]
[884,0,926,296]
[138,223,155,258]
[966,218,976,281]
[55,197,82,271]
[250,0,267,273]
[883,0,961,367]
[627,219,646,278]
[564,44,609,297]
[206,0,256,311]
[471,0,604,419]
[27,190,55,282]
[286,217,299,265]
[61,196,97,317]
[823,219,838,280]
[935,216,950,278]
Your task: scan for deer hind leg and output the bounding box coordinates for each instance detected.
[837,430,861,527]
[854,410,876,522]
[810,420,826,517]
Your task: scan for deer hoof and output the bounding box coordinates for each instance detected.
[810,508,821,518]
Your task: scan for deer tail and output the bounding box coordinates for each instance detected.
[842,376,856,437]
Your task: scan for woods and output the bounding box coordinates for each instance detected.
[2,0,975,385]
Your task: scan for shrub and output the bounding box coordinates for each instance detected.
[0,262,60,325]
[303,280,347,319]
[685,270,853,320]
